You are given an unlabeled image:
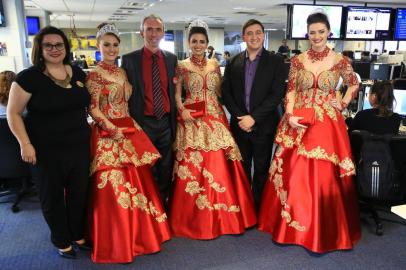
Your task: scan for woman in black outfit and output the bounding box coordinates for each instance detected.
[7,26,91,259]
[349,80,401,135]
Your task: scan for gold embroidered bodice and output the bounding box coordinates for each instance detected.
[177,58,224,118]
[87,62,131,119]
[287,54,359,121]
[174,58,241,159]
[291,54,358,106]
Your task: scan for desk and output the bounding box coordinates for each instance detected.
[399,125,406,135]
[391,205,406,219]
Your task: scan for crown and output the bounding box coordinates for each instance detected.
[187,19,209,34]
[96,24,120,39]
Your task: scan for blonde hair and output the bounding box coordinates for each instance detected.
[0,70,16,105]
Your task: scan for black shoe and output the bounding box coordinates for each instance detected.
[72,241,92,251]
[58,247,77,259]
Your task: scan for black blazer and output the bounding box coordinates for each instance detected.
[121,48,178,136]
[221,49,286,134]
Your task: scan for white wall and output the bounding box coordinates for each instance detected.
[0,0,29,72]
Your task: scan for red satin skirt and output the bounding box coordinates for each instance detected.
[88,122,170,263]
[258,147,361,253]
[89,165,170,263]
[169,148,257,239]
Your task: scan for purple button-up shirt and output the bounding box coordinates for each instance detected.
[244,49,262,112]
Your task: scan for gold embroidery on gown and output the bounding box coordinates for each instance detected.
[87,64,162,217]
[173,59,243,212]
[270,53,359,231]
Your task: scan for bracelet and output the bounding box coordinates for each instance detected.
[341,101,349,111]
[285,112,293,122]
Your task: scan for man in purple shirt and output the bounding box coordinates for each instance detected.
[222,19,286,208]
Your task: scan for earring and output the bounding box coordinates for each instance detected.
[305,33,309,39]
[328,32,333,38]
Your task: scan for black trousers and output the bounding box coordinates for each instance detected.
[142,115,174,204]
[31,145,90,249]
[232,126,275,208]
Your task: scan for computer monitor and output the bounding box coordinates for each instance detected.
[354,51,362,60]
[362,86,372,110]
[394,89,406,117]
[370,64,390,80]
[353,62,371,80]
[95,51,101,62]
[362,87,406,118]
[390,65,402,80]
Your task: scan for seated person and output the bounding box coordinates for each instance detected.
[277,39,289,55]
[0,70,16,118]
[348,80,401,134]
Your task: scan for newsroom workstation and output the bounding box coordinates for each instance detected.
[278,5,406,132]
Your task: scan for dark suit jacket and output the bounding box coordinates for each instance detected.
[121,48,178,136]
[221,49,286,135]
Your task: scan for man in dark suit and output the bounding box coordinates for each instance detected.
[222,19,286,207]
[122,14,177,205]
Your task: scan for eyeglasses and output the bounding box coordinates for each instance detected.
[42,42,65,51]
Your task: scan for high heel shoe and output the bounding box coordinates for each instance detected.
[58,247,76,259]
[72,241,92,251]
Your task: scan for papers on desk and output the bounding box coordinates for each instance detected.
[391,204,406,219]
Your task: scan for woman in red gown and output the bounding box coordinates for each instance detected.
[258,13,361,253]
[86,23,170,263]
[169,20,257,239]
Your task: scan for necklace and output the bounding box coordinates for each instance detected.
[307,47,330,63]
[46,67,72,88]
[98,61,120,75]
[190,55,207,71]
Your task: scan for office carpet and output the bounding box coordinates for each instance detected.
[1,198,406,270]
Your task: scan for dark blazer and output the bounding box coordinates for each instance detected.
[121,48,178,136]
[221,49,286,134]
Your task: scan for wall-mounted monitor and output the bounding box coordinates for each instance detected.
[0,0,6,27]
[26,16,40,36]
[164,30,174,41]
[395,8,406,40]
[345,7,392,40]
[95,51,101,62]
[287,4,343,39]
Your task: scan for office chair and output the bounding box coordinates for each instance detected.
[0,118,32,213]
[350,130,406,235]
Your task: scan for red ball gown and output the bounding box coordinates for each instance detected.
[169,57,257,239]
[258,54,361,253]
[86,61,170,263]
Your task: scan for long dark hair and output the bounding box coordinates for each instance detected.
[370,80,396,117]
[31,26,71,71]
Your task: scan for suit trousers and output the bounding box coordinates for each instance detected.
[31,145,90,249]
[142,115,174,204]
[232,126,275,209]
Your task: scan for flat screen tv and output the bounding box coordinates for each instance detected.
[395,8,406,40]
[26,16,40,35]
[0,0,5,27]
[287,4,343,39]
[345,7,392,40]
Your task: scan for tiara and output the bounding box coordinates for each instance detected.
[96,24,120,39]
[187,19,209,34]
